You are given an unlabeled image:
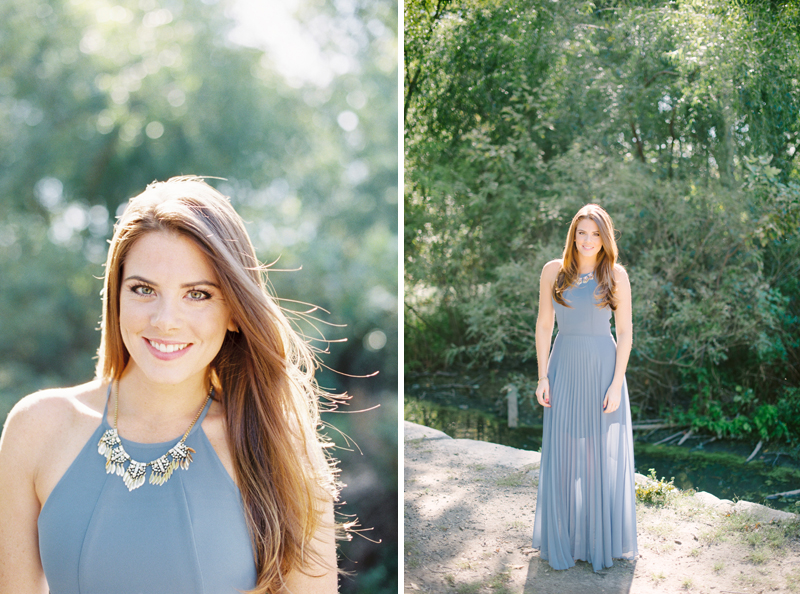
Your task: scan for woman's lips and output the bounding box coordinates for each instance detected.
[144,338,192,361]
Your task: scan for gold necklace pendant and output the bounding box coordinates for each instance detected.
[97,382,212,491]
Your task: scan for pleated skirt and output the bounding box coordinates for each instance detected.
[532,333,638,571]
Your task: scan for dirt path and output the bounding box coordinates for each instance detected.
[404,421,800,594]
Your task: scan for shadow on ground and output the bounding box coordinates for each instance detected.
[524,557,636,594]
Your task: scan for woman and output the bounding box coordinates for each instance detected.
[531,203,638,572]
[0,176,339,593]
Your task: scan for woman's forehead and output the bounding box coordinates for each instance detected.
[576,217,600,232]
[123,231,218,283]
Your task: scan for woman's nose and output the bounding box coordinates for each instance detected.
[150,297,182,331]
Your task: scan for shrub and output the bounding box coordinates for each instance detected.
[636,469,677,506]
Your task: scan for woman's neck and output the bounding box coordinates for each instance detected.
[575,253,597,275]
[115,366,210,427]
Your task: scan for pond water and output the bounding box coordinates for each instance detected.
[405,395,800,512]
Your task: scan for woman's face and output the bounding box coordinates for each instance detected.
[119,231,236,388]
[574,217,603,259]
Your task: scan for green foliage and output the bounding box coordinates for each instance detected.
[0,213,102,421]
[404,0,800,442]
[776,388,800,444]
[404,284,465,371]
[665,385,796,444]
[636,469,677,506]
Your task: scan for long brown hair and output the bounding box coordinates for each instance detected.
[552,203,620,310]
[96,176,339,593]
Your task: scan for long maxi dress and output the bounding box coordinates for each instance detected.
[532,272,638,572]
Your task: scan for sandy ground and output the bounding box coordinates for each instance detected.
[404,421,800,594]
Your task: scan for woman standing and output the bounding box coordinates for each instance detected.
[532,203,638,571]
[0,177,338,593]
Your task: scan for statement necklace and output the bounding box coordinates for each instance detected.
[574,271,595,286]
[97,382,213,491]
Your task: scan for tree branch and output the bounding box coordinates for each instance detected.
[636,351,694,369]
[630,120,645,163]
[404,0,453,126]
[644,70,679,88]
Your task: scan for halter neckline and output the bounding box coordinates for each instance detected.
[101,382,213,447]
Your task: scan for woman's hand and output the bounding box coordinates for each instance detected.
[536,378,551,408]
[602,382,622,413]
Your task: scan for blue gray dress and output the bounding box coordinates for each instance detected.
[532,273,638,571]
[38,389,257,593]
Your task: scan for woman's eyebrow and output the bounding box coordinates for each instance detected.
[123,275,220,288]
[124,274,156,285]
[180,280,220,288]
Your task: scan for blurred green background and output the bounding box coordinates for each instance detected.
[0,0,397,591]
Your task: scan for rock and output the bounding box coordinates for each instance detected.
[731,500,797,523]
[693,491,722,507]
[433,438,541,469]
[404,421,542,468]
[404,421,452,441]
[693,490,734,512]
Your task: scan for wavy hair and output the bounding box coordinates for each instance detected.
[552,203,620,310]
[96,176,339,593]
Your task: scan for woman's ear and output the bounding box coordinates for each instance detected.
[228,318,239,333]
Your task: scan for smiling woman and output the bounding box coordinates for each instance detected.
[532,204,638,572]
[119,232,237,388]
[0,176,340,594]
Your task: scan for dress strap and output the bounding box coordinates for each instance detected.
[188,388,215,437]
[101,381,114,423]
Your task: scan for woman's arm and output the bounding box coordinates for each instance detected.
[603,265,632,414]
[535,260,560,407]
[0,400,49,594]
[281,496,337,594]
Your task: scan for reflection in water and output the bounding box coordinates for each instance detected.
[405,397,543,452]
[634,443,800,511]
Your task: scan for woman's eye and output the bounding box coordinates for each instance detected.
[132,285,154,296]
[188,290,211,300]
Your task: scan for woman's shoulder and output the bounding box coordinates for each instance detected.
[6,380,107,423]
[1,381,109,509]
[541,259,562,277]
[2,380,107,457]
[611,263,629,283]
